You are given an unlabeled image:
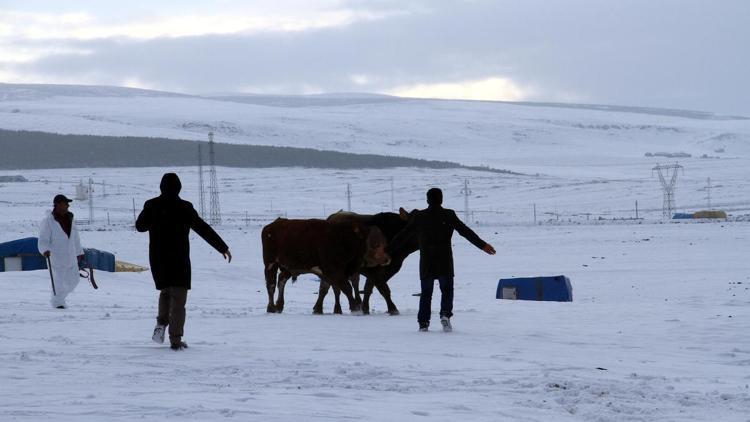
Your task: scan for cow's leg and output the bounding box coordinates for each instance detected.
[265,263,279,313]
[362,278,376,315]
[335,275,362,314]
[275,270,292,313]
[313,279,330,314]
[332,285,342,315]
[350,274,362,308]
[375,282,400,315]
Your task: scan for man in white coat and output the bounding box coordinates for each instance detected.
[38,194,84,309]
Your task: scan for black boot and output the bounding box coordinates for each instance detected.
[170,340,188,350]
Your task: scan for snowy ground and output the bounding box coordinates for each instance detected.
[1,86,749,420]
[1,166,749,421]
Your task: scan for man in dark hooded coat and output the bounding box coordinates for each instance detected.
[136,173,232,350]
[390,187,496,332]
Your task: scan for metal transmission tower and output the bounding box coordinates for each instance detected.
[207,132,222,225]
[460,179,471,222]
[197,144,206,218]
[652,162,684,219]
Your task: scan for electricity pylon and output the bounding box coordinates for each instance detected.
[208,132,221,225]
[652,162,683,219]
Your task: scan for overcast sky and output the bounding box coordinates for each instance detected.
[1,0,748,115]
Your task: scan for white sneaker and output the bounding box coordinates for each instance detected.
[440,316,452,332]
[152,325,166,343]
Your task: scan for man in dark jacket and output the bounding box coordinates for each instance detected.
[390,188,495,332]
[136,173,232,350]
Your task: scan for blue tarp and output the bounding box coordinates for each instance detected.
[496,275,573,302]
[81,248,115,272]
[0,237,47,271]
[672,213,694,219]
[0,237,116,272]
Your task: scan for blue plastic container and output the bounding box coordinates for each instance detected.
[80,248,116,272]
[496,275,573,302]
[0,237,47,272]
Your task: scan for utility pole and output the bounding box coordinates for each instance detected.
[635,200,639,219]
[132,197,136,228]
[533,204,536,225]
[346,183,352,212]
[88,177,94,224]
[652,162,684,219]
[390,177,394,210]
[460,179,471,222]
[705,177,712,209]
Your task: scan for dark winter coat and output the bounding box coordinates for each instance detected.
[390,205,486,279]
[135,174,228,290]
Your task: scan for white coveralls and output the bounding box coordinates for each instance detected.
[37,212,83,308]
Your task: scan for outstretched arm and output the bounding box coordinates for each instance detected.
[449,210,495,254]
[189,207,231,262]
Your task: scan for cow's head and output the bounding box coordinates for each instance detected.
[362,226,391,267]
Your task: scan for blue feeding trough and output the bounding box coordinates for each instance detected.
[0,237,47,272]
[496,275,573,302]
[80,248,115,272]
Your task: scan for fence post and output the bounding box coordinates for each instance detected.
[132,197,137,230]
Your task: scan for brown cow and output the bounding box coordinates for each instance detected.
[261,218,390,314]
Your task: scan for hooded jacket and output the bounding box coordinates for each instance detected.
[135,173,228,290]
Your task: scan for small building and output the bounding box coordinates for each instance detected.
[496,275,573,302]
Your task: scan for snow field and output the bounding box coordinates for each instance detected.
[1,166,749,421]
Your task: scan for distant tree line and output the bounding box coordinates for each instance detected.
[0,129,517,174]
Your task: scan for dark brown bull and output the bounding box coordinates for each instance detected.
[317,208,419,315]
[261,218,390,314]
